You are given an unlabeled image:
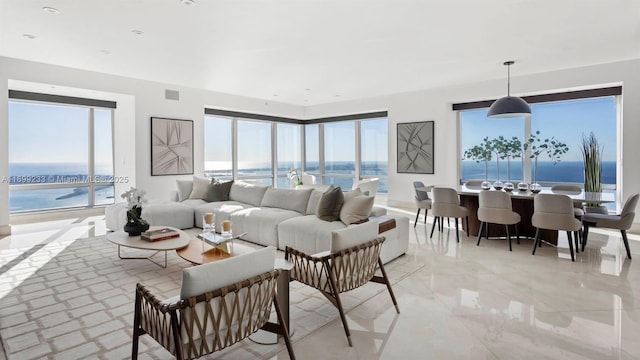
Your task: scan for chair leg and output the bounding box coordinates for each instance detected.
[485,223,489,239]
[378,258,400,313]
[477,222,485,246]
[566,231,575,262]
[439,216,443,231]
[532,228,541,255]
[621,230,632,260]
[414,209,420,227]
[447,217,450,227]
[506,225,512,252]
[424,209,428,225]
[515,223,520,244]
[466,216,470,237]
[574,231,580,254]
[327,271,352,346]
[132,290,141,360]
[430,217,437,238]
[273,295,297,360]
[582,223,590,251]
[455,218,460,243]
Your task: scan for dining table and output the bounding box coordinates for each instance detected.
[418,185,615,245]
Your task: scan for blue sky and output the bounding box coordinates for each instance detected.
[461,97,617,162]
[9,101,113,165]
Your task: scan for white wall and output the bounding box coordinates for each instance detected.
[0,56,305,229]
[305,59,640,217]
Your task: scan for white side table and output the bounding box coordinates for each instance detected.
[105,226,190,268]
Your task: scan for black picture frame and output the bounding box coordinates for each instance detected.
[150,117,194,176]
[397,121,434,174]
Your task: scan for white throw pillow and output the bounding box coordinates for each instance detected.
[180,246,276,299]
[188,176,212,200]
[330,221,378,252]
[176,179,193,202]
[339,188,375,225]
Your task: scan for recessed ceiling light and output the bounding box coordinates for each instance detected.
[23,34,36,39]
[180,0,196,6]
[42,7,60,14]
[100,49,111,54]
[304,100,309,102]
[335,94,341,97]
[305,88,311,91]
[131,30,144,35]
[273,94,278,97]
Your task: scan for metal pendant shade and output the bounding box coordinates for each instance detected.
[487,61,531,118]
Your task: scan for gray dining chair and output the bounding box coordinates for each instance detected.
[532,194,582,261]
[413,181,432,227]
[477,190,521,251]
[431,187,469,242]
[581,193,638,259]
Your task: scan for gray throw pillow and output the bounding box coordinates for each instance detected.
[316,186,344,222]
[204,180,234,202]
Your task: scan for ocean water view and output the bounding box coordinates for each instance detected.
[10,161,388,213]
[461,161,616,185]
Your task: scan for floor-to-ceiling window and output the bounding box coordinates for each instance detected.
[323,121,356,190]
[204,110,388,193]
[276,123,302,188]
[204,116,233,180]
[360,117,389,193]
[459,88,620,208]
[8,94,115,213]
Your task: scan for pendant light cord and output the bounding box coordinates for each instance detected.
[507,63,511,96]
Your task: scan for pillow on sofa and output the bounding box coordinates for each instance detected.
[176,179,193,202]
[189,176,213,200]
[316,186,344,222]
[261,187,313,214]
[204,180,234,202]
[339,188,374,225]
[229,180,269,206]
[306,189,325,215]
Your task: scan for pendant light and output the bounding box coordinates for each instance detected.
[487,61,531,118]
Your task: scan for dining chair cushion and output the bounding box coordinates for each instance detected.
[532,194,581,231]
[180,246,276,299]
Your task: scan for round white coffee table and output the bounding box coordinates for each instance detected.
[105,226,190,268]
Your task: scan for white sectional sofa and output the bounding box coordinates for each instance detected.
[105,180,409,264]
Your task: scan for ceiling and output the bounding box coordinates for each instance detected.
[1,0,639,106]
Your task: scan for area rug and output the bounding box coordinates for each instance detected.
[0,230,422,359]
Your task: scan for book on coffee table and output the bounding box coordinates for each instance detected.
[141,228,179,242]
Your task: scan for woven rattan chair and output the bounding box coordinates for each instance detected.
[132,247,296,360]
[285,221,399,346]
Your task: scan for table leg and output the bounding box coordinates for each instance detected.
[117,245,168,268]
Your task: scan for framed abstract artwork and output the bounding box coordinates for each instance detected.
[397,121,434,174]
[151,117,194,176]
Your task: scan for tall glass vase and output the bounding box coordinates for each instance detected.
[481,161,491,190]
[517,152,529,192]
[493,157,503,190]
[530,156,542,193]
[504,156,514,192]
